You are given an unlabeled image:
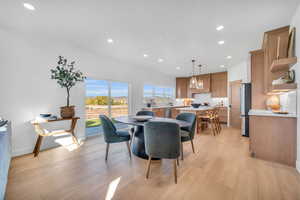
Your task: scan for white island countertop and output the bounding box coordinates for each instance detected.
[176,106,215,111]
[143,105,188,109]
[248,109,297,118]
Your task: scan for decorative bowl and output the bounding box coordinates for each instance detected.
[40,114,51,118]
[191,103,201,108]
[132,116,153,122]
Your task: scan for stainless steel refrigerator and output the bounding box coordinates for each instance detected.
[240,83,251,137]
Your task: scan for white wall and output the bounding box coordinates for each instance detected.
[291,4,300,172]
[0,28,174,156]
[227,61,250,83]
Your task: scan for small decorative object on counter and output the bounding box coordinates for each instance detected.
[50,56,86,118]
[266,95,280,111]
[272,70,295,85]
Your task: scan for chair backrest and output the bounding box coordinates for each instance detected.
[144,121,180,159]
[99,115,117,143]
[136,110,155,116]
[135,110,155,133]
[176,112,196,139]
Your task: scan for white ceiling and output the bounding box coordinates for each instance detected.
[0,0,299,76]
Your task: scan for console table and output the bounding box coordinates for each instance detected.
[30,117,80,157]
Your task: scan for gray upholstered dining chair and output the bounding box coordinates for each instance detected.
[130,110,155,146]
[99,115,131,161]
[176,112,196,160]
[144,121,180,184]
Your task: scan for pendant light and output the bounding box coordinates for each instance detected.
[197,64,204,89]
[189,59,198,89]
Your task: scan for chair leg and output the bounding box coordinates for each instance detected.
[177,157,179,166]
[216,118,220,134]
[214,119,219,135]
[130,131,135,147]
[146,156,152,179]
[126,141,131,159]
[105,143,110,161]
[173,159,177,184]
[211,120,216,136]
[190,139,195,153]
[181,142,184,160]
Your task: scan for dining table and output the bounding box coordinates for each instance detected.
[114,116,191,160]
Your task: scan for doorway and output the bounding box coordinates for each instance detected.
[85,78,129,137]
[229,80,242,129]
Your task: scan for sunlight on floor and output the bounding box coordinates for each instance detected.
[53,134,84,151]
[105,177,121,200]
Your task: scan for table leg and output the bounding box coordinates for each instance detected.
[33,135,43,157]
[70,118,79,144]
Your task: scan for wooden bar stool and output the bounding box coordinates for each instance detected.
[213,108,222,134]
[197,110,219,136]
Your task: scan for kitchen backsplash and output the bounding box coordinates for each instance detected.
[279,91,297,114]
[193,93,228,107]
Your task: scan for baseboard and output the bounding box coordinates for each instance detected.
[296,160,300,173]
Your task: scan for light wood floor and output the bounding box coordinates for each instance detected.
[6,127,300,200]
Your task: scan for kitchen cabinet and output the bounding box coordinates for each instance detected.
[249,115,296,166]
[211,72,227,97]
[176,77,188,98]
[263,26,291,93]
[189,74,211,95]
[250,49,267,109]
[152,108,165,117]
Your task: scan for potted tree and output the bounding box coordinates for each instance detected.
[51,56,86,118]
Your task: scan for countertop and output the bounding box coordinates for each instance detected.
[143,105,188,109]
[176,106,215,111]
[248,109,297,118]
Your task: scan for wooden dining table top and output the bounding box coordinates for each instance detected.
[114,116,191,127]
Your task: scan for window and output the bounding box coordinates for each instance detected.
[85,78,129,136]
[143,85,174,105]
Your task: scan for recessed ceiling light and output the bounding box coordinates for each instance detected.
[226,56,232,59]
[23,3,35,10]
[218,40,225,45]
[176,67,181,70]
[143,54,149,58]
[220,65,225,68]
[107,38,114,44]
[216,25,224,31]
[158,58,164,63]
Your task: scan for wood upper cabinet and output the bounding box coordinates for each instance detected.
[189,74,211,94]
[250,50,267,109]
[263,26,290,93]
[211,72,227,97]
[176,77,188,98]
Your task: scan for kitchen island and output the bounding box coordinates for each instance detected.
[142,105,188,118]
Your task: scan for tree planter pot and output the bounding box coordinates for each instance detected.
[60,106,75,118]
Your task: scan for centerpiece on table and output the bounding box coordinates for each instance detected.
[50,56,86,118]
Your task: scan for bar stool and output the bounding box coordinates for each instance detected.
[197,110,219,136]
[213,108,222,134]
